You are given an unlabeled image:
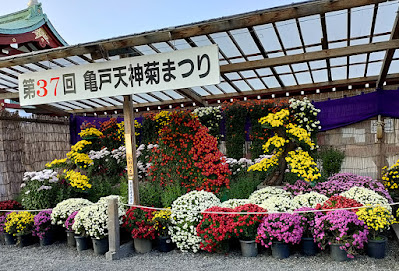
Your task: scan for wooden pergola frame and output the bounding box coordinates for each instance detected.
[0,0,398,116]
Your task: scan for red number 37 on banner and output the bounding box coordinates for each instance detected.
[36,77,60,97]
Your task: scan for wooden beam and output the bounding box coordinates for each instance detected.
[0,0,389,69]
[220,39,399,73]
[207,73,399,101]
[67,98,192,114]
[123,95,140,205]
[377,5,399,88]
[66,72,399,114]
[295,18,315,84]
[364,4,379,77]
[320,13,332,82]
[248,26,284,87]
[0,92,19,99]
[175,88,207,106]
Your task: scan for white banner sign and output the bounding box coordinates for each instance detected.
[18,45,220,106]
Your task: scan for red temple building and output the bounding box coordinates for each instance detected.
[0,0,67,112]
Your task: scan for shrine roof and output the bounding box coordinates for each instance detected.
[0,3,67,46]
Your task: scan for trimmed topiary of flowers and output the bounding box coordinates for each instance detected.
[260,196,298,213]
[232,204,267,241]
[293,192,328,209]
[51,198,93,227]
[312,209,369,258]
[341,186,392,214]
[356,206,396,240]
[5,211,34,236]
[148,111,231,195]
[197,206,235,253]
[193,106,223,140]
[248,186,291,205]
[32,209,53,240]
[122,207,157,240]
[248,98,321,186]
[257,213,304,248]
[169,190,221,253]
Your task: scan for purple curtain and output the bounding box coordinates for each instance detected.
[314,90,399,131]
[69,90,399,143]
[69,115,143,145]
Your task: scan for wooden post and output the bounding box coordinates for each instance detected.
[123,95,140,205]
[106,198,120,260]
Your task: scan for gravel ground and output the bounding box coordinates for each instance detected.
[1,239,399,271]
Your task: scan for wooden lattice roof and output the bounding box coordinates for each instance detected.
[0,0,399,116]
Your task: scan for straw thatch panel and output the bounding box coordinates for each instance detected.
[317,117,399,180]
[0,112,70,201]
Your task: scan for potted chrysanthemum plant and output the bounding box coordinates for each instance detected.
[356,206,396,259]
[257,213,305,259]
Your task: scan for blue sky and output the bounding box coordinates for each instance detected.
[2,0,308,45]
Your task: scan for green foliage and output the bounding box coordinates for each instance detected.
[86,175,119,202]
[226,171,264,200]
[161,182,185,207]
[141,116,159,145]
[319,147,345,178]
[224,103,247,159]
[119,177,128,204]
[20,181,58,209]
[283,172,301,185]
[139,181,162,208]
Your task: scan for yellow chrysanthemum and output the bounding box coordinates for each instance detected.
[78,128,103,138]
[64,170,92,190]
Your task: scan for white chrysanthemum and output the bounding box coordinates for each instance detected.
[51,198,93,226]
[223,157,254,175]
[249,186,292,205]
[73,195,125,239]
[341,186,392,213]
[220,199,252,208]
[292,192,328,208]
[23,169,58,183]
[88,148,110,160]
[169,190,220,253]
[260,195,298,213]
